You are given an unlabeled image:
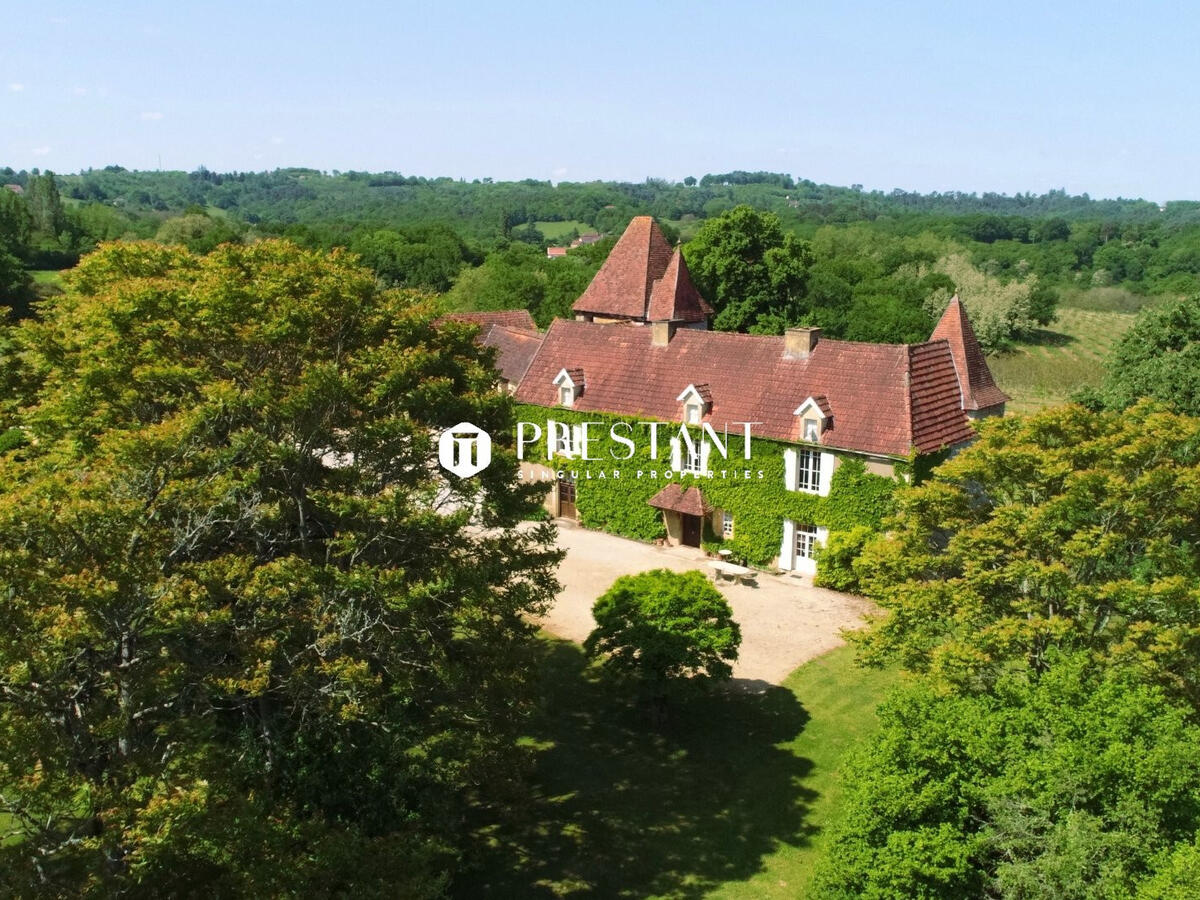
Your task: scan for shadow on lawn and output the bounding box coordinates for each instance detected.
[458,640,815,898]
[1017,328,1077,348]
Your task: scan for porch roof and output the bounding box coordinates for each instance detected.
[647,483,710,517]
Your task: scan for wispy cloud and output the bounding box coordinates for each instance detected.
[72,86,89,96]
[270,135,284,145]
[31,146,50,156]
[8,83,25,93]
[140,111,164,121]
[552,166,568,179]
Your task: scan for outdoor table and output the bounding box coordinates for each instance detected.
[709,560,754,583]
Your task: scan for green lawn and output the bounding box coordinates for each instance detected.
[460,640,899,898]
[534,220,594,241]
[30,269,65,287]
[988,306,1136,414]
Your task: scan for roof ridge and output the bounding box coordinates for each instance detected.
[930,295,1009,411]
[903,344,916,452]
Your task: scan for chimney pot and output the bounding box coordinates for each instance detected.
[785,326,821,359]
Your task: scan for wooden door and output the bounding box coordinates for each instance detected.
[557,475,577,520]
[681,513,702,548]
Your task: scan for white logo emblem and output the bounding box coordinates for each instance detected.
[438,422,492,477]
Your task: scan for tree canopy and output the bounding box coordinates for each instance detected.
[585,569,741,697]
[1089,293,1200,415]
[818,656,1200,899]
[684,205,814,333]
[817,402,1200,896]
[0,240,561,895]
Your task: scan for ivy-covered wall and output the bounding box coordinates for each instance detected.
[513,404,902,568]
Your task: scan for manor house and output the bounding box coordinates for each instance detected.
[460,216,1006,574]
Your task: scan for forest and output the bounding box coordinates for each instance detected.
[8,166,1200,440]
[4,166,1200,357]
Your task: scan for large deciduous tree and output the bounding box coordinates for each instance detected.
[585,569,741,715]
[817,657,1200,899]
[1089,293,1200,416]
[818,401,1200,897]
[0,240,561,896]
[851,401,1200,695]
[683,205,813,333]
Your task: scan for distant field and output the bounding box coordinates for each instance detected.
[988,306,1136,414]
[533,220,593,241]
[30,269,65,287]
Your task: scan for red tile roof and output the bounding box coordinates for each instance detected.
[513,320,978,457]
[930,296,1009,411]
[480,325,543,385]
[809,395,833,418]
[907,341,977,452]
[572,216,676,320]
[647,249,713,323]
[439,309,538,331]
[546,247,568,258]
[648,483,710,516]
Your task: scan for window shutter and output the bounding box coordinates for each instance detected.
[669,437,682,473]
[571,424,584,459]
[784,448,798,491]
[816,526,830,546]
[780,519,796,570]
[699,440,711,475]
[818,452,835,496]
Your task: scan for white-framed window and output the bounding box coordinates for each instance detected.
[556,427,575,456]
[803,418,820,442]
[682,441,703,474]
[722,510,734,538]
[797,448,821,493]
[685,402,702,425]
[559,385,575,407]
[794,523,818,561]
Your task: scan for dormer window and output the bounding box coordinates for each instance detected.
[676,383,712,424]
[553,368,584,408]
[793,395,832,442]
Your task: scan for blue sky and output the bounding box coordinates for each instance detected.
[3,0,1198,200]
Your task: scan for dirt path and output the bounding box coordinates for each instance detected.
[534,521,877,685]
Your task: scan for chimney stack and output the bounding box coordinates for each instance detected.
[784,326,821,359]
[651,320,676,347]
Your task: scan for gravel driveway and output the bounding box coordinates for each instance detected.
[533,520,877,685]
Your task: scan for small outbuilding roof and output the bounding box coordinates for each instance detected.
[648,483,710,516]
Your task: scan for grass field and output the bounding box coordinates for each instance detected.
[461,640,899,898]
[987,306,1136,414]
[30,269,65,287]
[534,220,594,241]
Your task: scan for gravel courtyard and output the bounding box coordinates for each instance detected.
[533,520,877,685]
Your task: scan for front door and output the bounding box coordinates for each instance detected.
[681,513,702,548]
[557,475,577,520]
